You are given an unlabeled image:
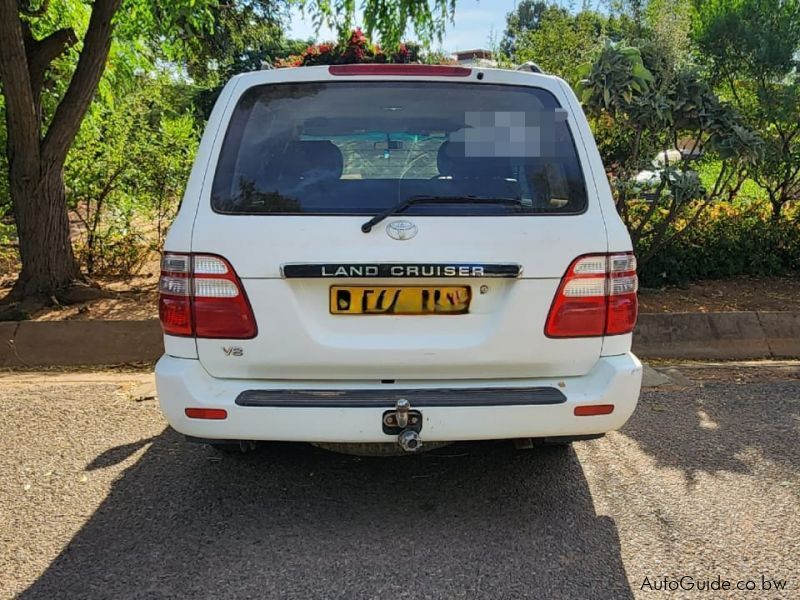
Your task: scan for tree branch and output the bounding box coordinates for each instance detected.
[0,0,39,170]
[25,26,78,102]
[41,0,123,168]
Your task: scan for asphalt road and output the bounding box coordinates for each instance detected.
[0,366,798,599]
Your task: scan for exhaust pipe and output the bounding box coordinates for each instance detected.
[398,429,422,453]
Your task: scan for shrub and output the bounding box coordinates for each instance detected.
[67,73,198,277]
[636,200,800,286]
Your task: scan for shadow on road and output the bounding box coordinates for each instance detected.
[20,432,633,599]
[623,381,800,484]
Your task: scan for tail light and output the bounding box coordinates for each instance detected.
[545,252,638,338]
[159,253,257,339]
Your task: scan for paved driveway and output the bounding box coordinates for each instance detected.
[0,365,798,599]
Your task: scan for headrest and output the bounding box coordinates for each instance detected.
[436,141,512,179]
[278,140,344,183]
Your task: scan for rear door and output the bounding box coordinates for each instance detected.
[188,67,611,380]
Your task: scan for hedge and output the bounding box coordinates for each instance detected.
[636,201,800,287]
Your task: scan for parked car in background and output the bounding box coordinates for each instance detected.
[634,148,702,200]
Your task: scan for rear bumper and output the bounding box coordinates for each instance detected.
[155,353,642,443]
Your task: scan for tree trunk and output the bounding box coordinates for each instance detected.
[770,200,783,222]
[0,0,121,312]
[8,161,82,300]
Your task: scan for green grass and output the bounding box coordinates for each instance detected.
[696,159,766,204]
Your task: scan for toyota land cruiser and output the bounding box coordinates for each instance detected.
[155,63,643,453]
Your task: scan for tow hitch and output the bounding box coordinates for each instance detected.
[383,398,423,452]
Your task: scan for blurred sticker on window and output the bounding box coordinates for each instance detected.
[455,109,569,158]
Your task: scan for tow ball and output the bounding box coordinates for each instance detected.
[382,398,423,452]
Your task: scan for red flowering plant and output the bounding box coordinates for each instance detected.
[275,28,424,67]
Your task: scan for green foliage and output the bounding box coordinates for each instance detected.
[0,96,7,218]
[175,1,302,86]
[297,0,455,48]
[574,41,763,266]
[645,0,694,69]
[693,0,800,80]
[514,9,606,81]
[693,0,800,218]
[498,1,625,78]
[66,72,198,276]
[499,0,566,58]
[575,43,654,114]
[637,202,800,286]
[0,218,16,275]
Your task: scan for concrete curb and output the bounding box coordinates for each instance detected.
[0,320,163,368]
[0,312,798,367]
[632,311,800,360]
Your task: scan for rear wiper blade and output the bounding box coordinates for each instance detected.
[361,195,524,233]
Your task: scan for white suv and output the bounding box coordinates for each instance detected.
[155,64,642,453]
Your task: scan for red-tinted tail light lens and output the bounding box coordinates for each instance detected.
[185,408,228,420]
[545,253,638,338]
[574,404,615,416]
[158,253,192,336]
[159,253,257,339]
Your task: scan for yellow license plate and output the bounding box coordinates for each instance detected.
[330,286,471,315]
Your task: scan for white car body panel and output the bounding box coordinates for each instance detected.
[157,65,641,444]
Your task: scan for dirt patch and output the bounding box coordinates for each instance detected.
[0,257,160,321]
[31,287,159,321]
[638,276,800,313]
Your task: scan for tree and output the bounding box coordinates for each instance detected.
[575,42,762,264]
[499,0,564,59]
[645,0,693,70]
[693,0,800,220]
[513,8,605,80]
[0,0,456,315]
[0,0,123,309]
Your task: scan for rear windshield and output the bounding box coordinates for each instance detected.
[211,81,588,215]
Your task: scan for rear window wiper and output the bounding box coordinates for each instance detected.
[361,195,524,233]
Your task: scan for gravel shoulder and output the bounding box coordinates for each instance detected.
[0,366,797,599]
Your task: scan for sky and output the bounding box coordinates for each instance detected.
[288,0,522,53]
